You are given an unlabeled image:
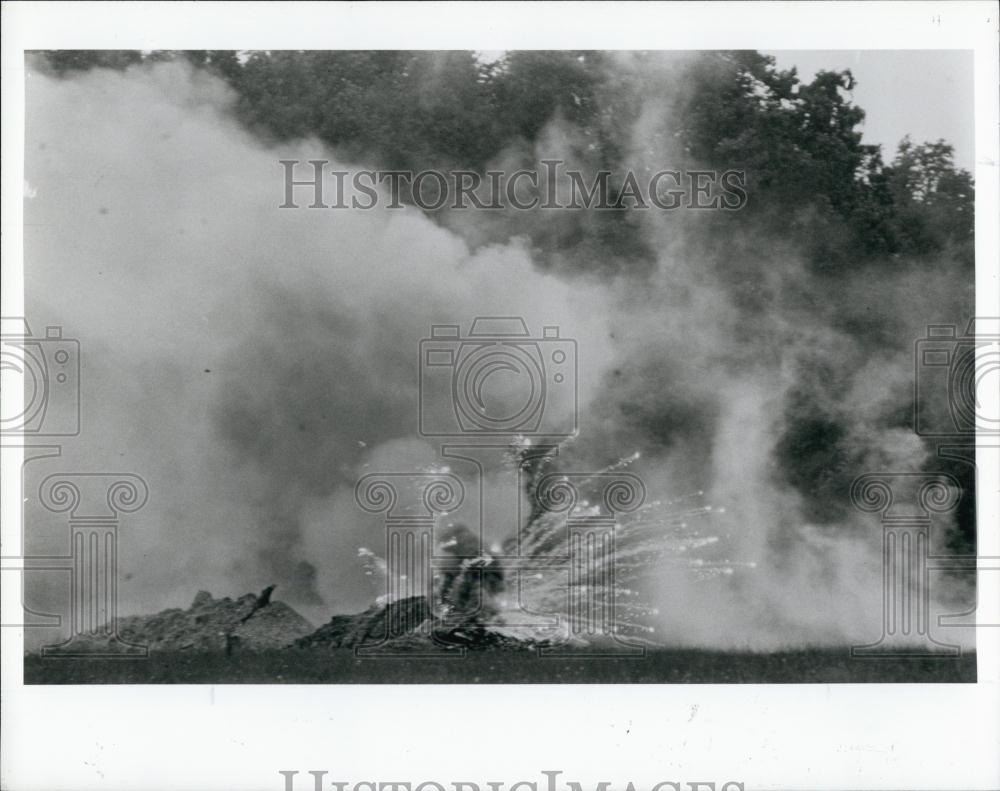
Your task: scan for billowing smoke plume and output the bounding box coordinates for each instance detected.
[23,56,974,648]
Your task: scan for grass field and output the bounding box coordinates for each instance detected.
[24,649,976,684]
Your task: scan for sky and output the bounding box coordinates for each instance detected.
[765,50,975,172]
[474,49,977,173]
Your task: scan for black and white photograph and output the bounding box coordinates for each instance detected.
[2,3,998,790]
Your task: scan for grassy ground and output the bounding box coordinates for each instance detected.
[24,648,976,684]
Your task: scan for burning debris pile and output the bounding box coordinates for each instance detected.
[46,442,748,658]
[57,585,537,657]
[294,596,432,650]
[292,595,533,652]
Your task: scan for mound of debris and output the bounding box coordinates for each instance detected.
[104,586,314,653]
[294,595,537,652]
[295,596,431,649]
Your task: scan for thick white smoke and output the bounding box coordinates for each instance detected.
[24,61,615,621]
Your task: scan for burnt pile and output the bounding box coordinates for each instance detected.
[57,586,539,656]
[294,595,535,652]
[294,596,430,650]
[104,587,314,653]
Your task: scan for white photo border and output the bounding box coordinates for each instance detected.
[2,2,998,790]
